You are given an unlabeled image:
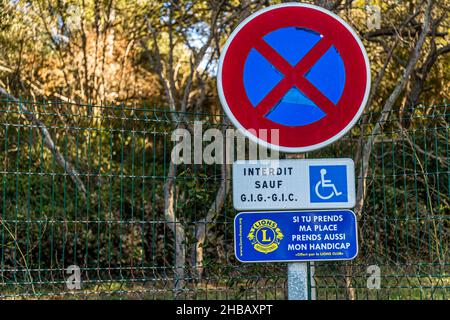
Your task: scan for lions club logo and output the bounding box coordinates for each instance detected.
[247,219,284,254]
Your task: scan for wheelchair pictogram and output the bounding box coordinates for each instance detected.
[309,165,348,203]
[314,169,343,200]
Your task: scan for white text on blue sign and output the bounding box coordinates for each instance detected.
[234,210,358,262]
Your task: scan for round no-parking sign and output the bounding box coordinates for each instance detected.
[217,3,371,152]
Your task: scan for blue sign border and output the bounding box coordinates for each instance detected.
[234,210,359,263]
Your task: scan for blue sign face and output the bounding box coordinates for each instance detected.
[234,210,358,262]
[243,27,346,127]
[309,165,348,203]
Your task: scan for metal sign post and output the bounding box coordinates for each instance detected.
[287,262,316,300]
[287,263,309,300]
[286,151,311,301]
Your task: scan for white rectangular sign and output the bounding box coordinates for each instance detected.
[233,159,355,210]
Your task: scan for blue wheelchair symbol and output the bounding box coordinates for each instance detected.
[309,165,348,203]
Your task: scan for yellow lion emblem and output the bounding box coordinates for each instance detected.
[247,219,284,254]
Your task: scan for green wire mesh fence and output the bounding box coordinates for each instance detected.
[0,98,448,299]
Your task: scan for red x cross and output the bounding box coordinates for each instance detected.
[253,37,335,117]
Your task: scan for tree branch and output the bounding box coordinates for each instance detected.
[0,86,87,199]
[355,0,435,218]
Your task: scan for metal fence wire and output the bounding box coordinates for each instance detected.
[0,98,448,299]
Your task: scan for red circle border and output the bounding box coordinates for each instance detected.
[220,5,369,150]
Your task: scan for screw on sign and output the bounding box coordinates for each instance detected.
[218,3,371,152]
